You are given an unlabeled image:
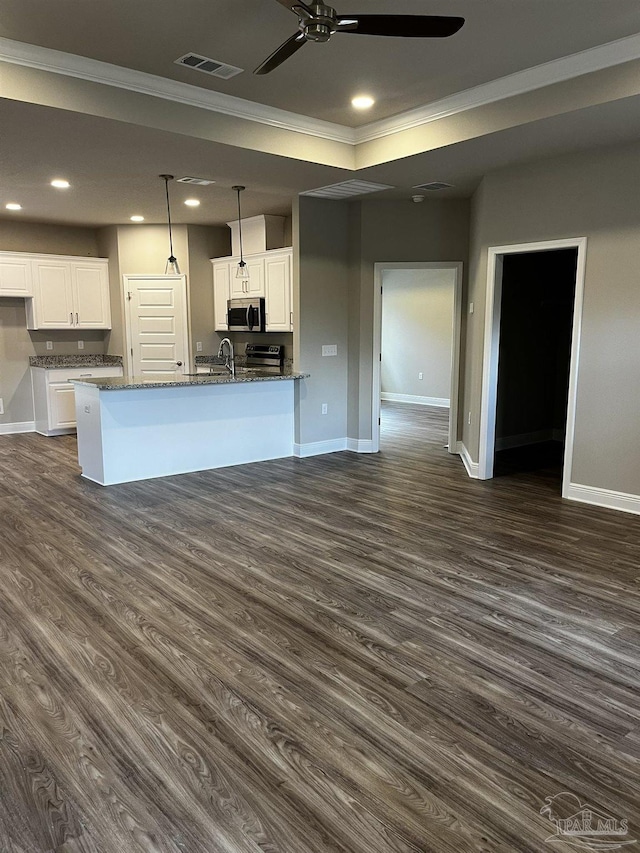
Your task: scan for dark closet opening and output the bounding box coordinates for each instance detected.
[494,248,578,479]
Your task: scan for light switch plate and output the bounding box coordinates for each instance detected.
[322,344,337,357]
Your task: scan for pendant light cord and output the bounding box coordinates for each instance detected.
[164,176,175,260]
[236,187,245,265]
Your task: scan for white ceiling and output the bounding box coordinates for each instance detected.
[1,1,640,227]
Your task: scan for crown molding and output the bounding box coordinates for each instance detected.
[354,31,640,144]
[0,37,355,144]
[2,31,640,152]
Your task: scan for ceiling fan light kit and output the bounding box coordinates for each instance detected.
[255,1,464,74]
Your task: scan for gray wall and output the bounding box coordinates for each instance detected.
[381,268,455,401]
[295,197,349,445]
[0,221,105,425]
[348,199,470,440]
[464,140,640,495]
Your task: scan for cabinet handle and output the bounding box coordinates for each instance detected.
[79,373,92,377]
[76,312,79,325]
[290,311,293,327]
[70,312,73,325]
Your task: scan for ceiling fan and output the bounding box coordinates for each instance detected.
[254,0,464,75]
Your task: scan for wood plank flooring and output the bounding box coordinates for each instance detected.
[0,401,638,853]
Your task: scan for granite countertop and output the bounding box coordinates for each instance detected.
[29,355,124,369]
[70,369,308,391]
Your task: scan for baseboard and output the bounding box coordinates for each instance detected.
[0,421,35,435]
[381,392,450,408]
[456,441,480,479]
[346,438,376,453]
[294,438,348,458]
[566,483,640,516]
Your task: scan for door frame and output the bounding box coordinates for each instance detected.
[478,237,587,496]
[122,274,191,376]
[372,261,463,454]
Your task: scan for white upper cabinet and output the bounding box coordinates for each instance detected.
[0,254,33,297]
[264,252,292,332]
[211,248,292,332]
[26,255,111,330]
[212,261,231,331]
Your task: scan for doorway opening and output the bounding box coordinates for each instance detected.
[372,262,463,454]
[478,238,587,496]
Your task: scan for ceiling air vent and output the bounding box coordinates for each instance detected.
[175,53,243,80]
[302,180,394,199]
[177,176,216,186]
[413,181,454,191]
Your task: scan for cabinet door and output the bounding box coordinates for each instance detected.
[265,253,292,332]
[246,257,265,297]
[48,382,77,430]
[0,255,32,296]
[32,261,73,328]
[212,262,230,331]
[72,263,111,328]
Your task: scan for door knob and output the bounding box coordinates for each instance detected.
[176,361,183,367]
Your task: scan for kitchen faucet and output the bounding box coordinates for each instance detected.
[217,338,235,377]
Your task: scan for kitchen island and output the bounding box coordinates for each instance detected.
[71,370,307,485]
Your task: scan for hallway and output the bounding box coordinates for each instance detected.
[0,415,638,852]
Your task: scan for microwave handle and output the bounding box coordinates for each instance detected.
[246,306,252,330]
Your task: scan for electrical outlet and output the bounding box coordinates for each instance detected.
[46,341,53,351]
[0,398,4,415]
[321,403,328,415]
[78,340,84,350]
[468,411,472,425]
[322,344,337,357]
[418,372,423,380]
[196,341,203,352]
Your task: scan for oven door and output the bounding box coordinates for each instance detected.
[227,298,265,332]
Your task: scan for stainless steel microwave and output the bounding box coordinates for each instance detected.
[227,297,265,332]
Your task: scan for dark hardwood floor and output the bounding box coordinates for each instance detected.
[0,402,638,853]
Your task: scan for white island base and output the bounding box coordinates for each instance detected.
[73,379,296,485]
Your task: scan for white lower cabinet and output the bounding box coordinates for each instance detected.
[211,248,292,332]
[32,365,123,436]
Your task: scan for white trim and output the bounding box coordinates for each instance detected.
[381,392,450,408]
[354,32,640,143]
[373,262,463,455]
[293,438,348,457]
[457,442,480,479]
[346,438,376,453]
[3,31,640,150]
[478,237,587,501]
[566,483,640,516]
[0,37,353,145]
[0,421,35,435]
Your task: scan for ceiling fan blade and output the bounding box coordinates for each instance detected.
[335,14,464,37]
[254,32,307,75]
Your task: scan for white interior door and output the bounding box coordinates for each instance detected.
[124,275,190,376]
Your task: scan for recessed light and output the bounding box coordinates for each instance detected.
[130,215,145,222]
[351,95,375,110]
[5,203,22,210]
[51,179,70,189]
[184,198,200,207]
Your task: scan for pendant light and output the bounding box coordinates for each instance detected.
[160,174,180,275]
[232,185,249,280]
